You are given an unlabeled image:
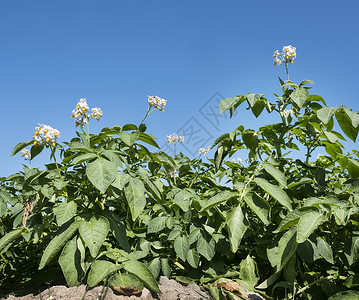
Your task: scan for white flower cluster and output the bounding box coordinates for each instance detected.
[199,147,210,156]
[21,148,31,160]
[232,157,242,163]
[148,95,167,111]
[168,169,179,178]
[273,45,296,65]
[91,107,103,121]
[71,98,103,127]
[33,124,61,146]
[283,109,294,118]
[166,133,184,144]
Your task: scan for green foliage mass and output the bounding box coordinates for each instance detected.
[1,74,359,300]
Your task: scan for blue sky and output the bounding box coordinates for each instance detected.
[1,0,358,176]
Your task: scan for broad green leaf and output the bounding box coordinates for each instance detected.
[254,178,292,211]
[174,235,190,262]
[138,132,160,149]
[69,141,92,152]
[11,140,33,156]
[219,96,245,114]
[87,260,119,287]
[276,226,297,271]
[187,248,199,268]
[328,291,359,300]
[123,260,160,293]
[54,201,77,226]
[274,207,318,233]
[345,235,359,266]
[79,216,110,258]
[59,236,83,286]
[124,177,146,221]
[161,258,171,278]
[246,93,264,107]
[299,79,315,87]
[226,205,248,253]
[290,87,309,108]
[148,257,161,278]
[243,192,270,225]
[72,153,97,165]
[200,190,236,211]
[347,158,359,178]
[111,173,131,193]
[118,131,140,146]
[344,274,359,288]
[0,228,24,253]
[297,211,326,243]
[297,239,319,262]
[317,106,339,124]
[335,107,359,142]
[86,157,117,194]
[316,236,334,264]
[173,189,194,212]
[239,255,259,289]
[263,163,287,187]
[111,273,144,290]
[147,216,167,234]
[283,253,297,283]
[104,212,130,252]
[256,272,281,289]
[39,221,79,269]
[197,235,216,261]
[30,144,44,160]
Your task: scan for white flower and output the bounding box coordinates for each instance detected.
[273,50,282,65]
[91,107,103,121]
[166,133,179,143]
[179,136,185,143]
[168,169,179,178]
[283,109,294,118]
[199,147,210,156]
[282,45,296,64]
[148,95,167,111]
[21,148,31,160]
[33,124,60,147]
[71,98,90,127]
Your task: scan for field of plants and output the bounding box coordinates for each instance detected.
[1,46,359,299]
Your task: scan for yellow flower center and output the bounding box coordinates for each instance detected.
[54,132,58,136]
[291,53,295,56]
[52,142,56,146]
[34,141,37,146]
[82,107,86,111]
[285,48,289,52]
[46,137,50,142]
[44,129,48,133]
[76,105,80,109]
[286,55,289,59]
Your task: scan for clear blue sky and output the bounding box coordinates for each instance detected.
[1,0,359,176]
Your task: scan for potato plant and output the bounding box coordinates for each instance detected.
[1,46,359,299]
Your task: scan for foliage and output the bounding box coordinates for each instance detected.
[1,60,359,300]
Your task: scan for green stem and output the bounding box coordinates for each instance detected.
[295,275,334,297]
[51,145,62,180]
[285,63,290,81]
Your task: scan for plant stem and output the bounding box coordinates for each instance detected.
[285,63,290,81]
[51,145,62,180]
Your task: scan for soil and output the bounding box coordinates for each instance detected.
[1,277,266,300]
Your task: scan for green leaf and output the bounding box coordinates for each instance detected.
[173,189,194,212]
[0,228,24,253]
[226,204,248,253]
[11,140,33,156]
[290,87,309,108]
[59,236,83,286]
[243,192,270,225]
[106,212,131,252]
[187,248,199,268]
[72,153,97,165]
[124,177,146,221]
[344,274,359,288]
[263,163,287,188]
[87,260,119,287]
[111,273,144,290]
[78,216,110,258]
[30,144,44,160]
[256,272,281,289]
[317,107,339,124]
[123,260,160,293]
[254,178,292,211]
[299,79,315,87]
[54,201,77,226]
[219,96,245,114]
[246,93,264,107]
[148,257,161,278]
[39,221,79,269]
[197,235,216,261]
[239,255,259,289]
[316,236,334,264]
[345,235,359,266]
[335,107,359,142]
[276,226,297,271]
[161,258,171,278]
[200,190,236,211]
[328,291,359,300]
[297,211,326,243]
[86,157,117,194]
[147,216,167,234]
[118,131,140,146]
[347,158,359,178]
[174,235,190,262]
[274,207,318,233]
